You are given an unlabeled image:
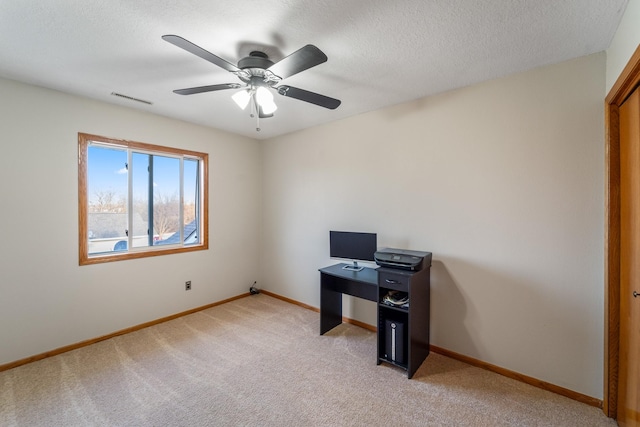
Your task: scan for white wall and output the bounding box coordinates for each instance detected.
[3,8,630,399]
[0,78,262,365]
[261,52,606,398]
[606,0,640,92]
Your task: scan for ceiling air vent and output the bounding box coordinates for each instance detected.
[111,92,153,105]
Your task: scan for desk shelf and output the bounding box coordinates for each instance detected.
[379,300,409,313]
[378,356,408,370]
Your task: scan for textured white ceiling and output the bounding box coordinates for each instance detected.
[0,0,628,139]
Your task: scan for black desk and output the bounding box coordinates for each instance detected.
[319,262,431,378]
[319,263,378,334]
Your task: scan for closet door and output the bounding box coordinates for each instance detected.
[619,85,640,427]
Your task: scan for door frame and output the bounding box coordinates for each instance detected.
[605,44,640,418]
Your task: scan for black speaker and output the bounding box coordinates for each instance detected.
[385,319,405,364]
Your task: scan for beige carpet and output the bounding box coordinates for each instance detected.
[0,294,615,426]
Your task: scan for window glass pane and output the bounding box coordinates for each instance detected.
[131,152,150,248]
[183,159,200,244]
[183,159,199,245]
[152,155,181,245]
[87,145,128,254]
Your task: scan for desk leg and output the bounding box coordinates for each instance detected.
[320,275,342,335]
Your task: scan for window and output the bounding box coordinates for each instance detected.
[78,133,208,265]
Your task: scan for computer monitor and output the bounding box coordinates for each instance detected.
[329,231,377,271]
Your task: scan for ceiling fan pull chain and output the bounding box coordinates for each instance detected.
[248,91,261,132]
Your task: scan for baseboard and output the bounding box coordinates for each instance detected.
[260,290,318,312]
[261,290,602,409]
[428,345,602,409]
[0,293,250,373]
[0,289,604,410]
[260,290,378,332]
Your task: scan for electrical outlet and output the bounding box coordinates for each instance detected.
[185,281,191,291]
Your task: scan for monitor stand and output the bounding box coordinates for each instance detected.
[342,261,364,272]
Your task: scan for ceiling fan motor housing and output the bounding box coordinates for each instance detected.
[238,51,274,70]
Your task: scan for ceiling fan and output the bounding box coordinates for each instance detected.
[162,35,341,131]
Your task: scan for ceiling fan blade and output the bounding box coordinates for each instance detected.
[162,35,240,73]
[267,45,327,80]
[277,85,341,109]
[174,83,241,95]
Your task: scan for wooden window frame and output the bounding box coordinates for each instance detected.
[78,132,208,265]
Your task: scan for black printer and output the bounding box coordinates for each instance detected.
[374,248,432,271]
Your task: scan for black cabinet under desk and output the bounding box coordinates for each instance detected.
[377,266,430,378]
[319,259,431,378]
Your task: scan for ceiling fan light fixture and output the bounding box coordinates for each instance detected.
[232,89,251,110]
[260,99,278,115]
[254,86,277,114]
[255,86,273,105]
